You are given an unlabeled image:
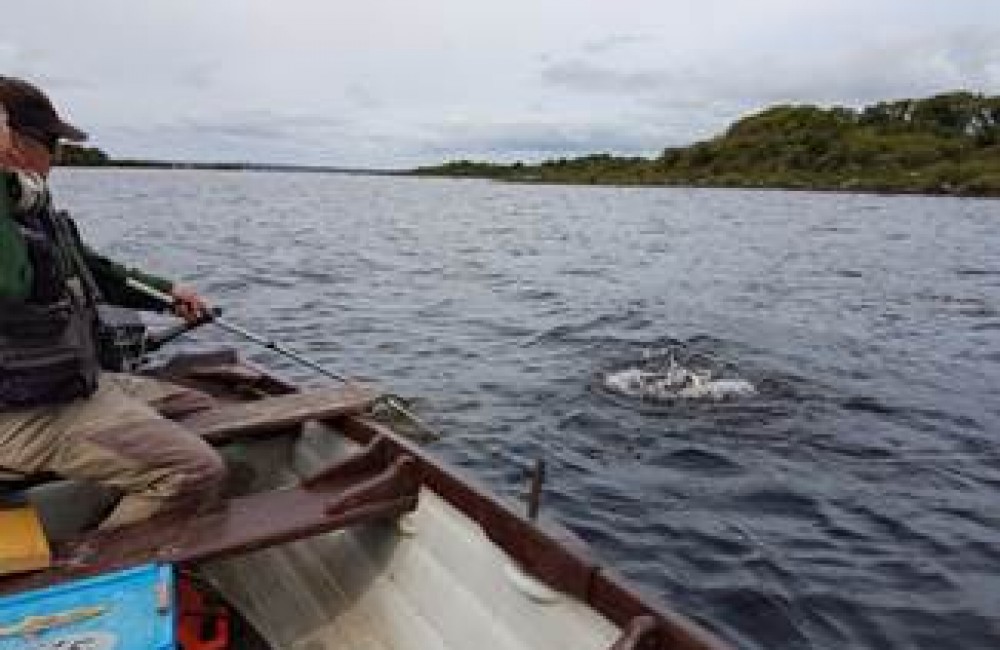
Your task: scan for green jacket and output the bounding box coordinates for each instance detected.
[0,171,174,310]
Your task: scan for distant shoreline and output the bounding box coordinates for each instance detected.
[56,159,404,176]
[479,176,1000,200]
[54,160,1000,201]
[405,171,1000,199]
[56,90,1000,198]
[413,91,1000,199]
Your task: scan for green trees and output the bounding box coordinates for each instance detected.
[413,91,1000,197]
[54,144,110,166]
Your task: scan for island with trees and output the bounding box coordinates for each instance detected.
[412,92,1000,197]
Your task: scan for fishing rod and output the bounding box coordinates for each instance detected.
[127,278,438,439]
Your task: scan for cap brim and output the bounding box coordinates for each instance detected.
[53,121,87,142]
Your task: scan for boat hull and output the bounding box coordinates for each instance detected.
[206,427,621,649]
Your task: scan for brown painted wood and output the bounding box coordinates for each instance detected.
[148,352,297,398]
[0,447,418,598]
[302,435,394,488]
[182,364,266,384]
[183,387,377,444]
[325,456,419,516]
[589,569,729,650]
[154,349,241,375]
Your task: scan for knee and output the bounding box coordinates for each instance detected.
[176,448,227,498]
[151,389,216,420]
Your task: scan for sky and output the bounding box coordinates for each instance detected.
[1,1,998,168]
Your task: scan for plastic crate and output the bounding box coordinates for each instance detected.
[0,563,175,650]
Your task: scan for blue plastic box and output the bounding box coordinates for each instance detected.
[0,564,174,650]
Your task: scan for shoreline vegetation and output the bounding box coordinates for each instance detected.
[412,91,1000,198]
[55,148,395,177]
[57,91,1000,198]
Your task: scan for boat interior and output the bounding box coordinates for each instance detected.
[0,350,729,650]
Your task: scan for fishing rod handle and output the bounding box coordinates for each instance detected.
[126,277,176,308]
[145,309,220,351]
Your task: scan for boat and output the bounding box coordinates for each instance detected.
[0,347,731,650]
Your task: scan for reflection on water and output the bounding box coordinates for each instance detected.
[53,169,1000,650]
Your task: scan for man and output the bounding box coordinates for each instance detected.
[0,77,226,529]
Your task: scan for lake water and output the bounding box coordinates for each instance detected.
[52,168,1000,649]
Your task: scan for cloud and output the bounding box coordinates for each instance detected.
[828,28,1000,102]
[175,64,219,91]
[0,42,97,93]
[344,83,382,111]
[541,60,677,95]
[100,110,361,164]
[407,118,670,162]
[521,26,1000,162]
[139,111,348,141]
[4,1,999,166]
[580,34,654,56]
[542,26,1000,110]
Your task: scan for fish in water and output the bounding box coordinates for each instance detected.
[603,354,756,402]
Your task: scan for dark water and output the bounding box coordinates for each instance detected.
[53,169,1000,649]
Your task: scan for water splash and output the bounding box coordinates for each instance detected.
[602,350,757,402]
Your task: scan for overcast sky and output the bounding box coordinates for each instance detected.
[2,1,998,168]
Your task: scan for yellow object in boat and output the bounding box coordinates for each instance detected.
[0,505,51,576]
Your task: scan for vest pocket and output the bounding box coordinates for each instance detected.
[17,221,68,304]
[0,349,92,406]
[0,298,98,407]
[0,299,72,340]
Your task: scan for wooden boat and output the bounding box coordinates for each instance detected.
[0,349,730,650]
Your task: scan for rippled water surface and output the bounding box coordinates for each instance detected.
[53,169,1000,649]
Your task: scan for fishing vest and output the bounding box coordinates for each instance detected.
[0,171,101,408]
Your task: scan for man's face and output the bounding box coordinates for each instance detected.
[0,103,52,176]
[0,105,12,151]
[5,139,52,178]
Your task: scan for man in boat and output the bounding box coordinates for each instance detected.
[0,77,226,529]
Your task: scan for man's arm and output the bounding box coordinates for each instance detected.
[81,246,209,320]
[81,245,175,311]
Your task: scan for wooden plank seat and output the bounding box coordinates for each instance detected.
[0,387,377,498]
[0,435,419,596]
[178,386,378,444]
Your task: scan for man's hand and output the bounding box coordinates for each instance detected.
[170,285,211,323]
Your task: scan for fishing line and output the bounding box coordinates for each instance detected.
[126,278,440,440]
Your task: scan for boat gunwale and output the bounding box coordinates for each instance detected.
[330,414,729,650]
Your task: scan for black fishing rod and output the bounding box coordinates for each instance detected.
[128,278,437,438]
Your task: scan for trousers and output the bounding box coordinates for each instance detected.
[0,372,226,529]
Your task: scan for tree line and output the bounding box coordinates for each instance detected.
[55,144,110,166]
[413,91,1000,197]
